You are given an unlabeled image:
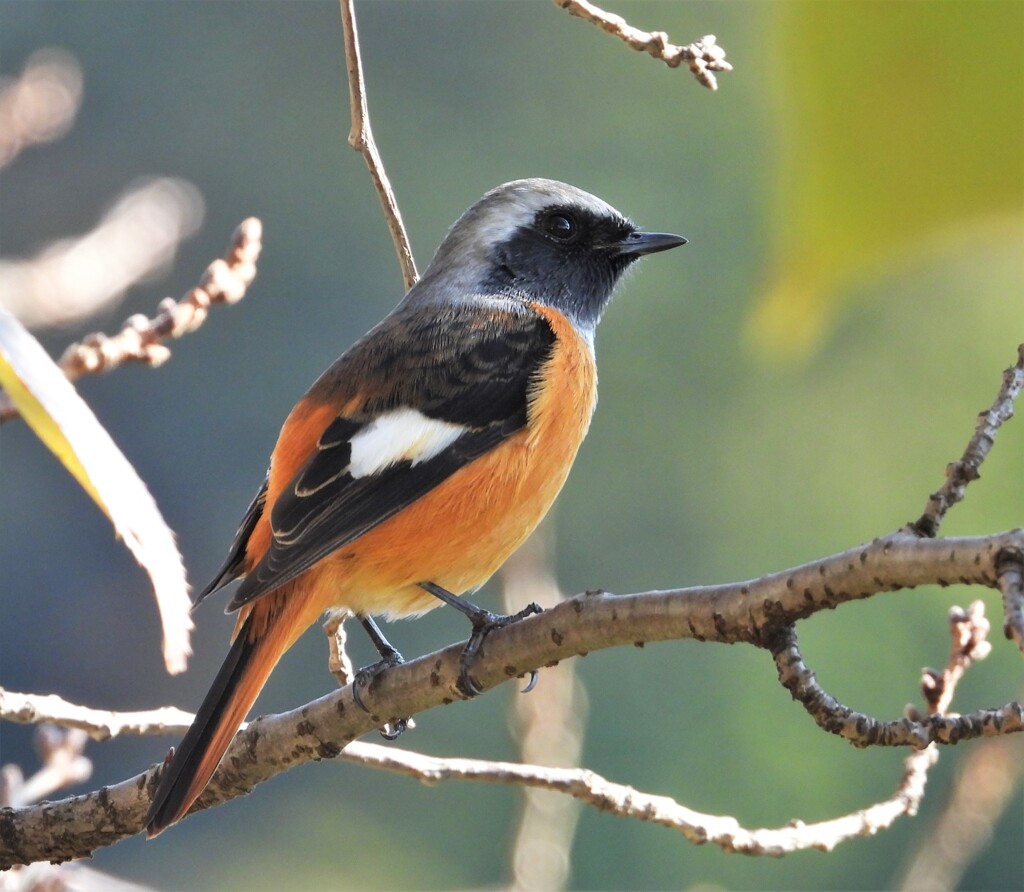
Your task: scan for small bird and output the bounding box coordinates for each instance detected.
[144,178,685,836]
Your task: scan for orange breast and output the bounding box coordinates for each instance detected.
[306,306,598,619]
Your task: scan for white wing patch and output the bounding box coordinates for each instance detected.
[348,408,468,480]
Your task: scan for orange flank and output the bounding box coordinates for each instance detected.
[248,308,596,623]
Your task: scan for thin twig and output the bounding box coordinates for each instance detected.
[339,0,418,289]
[0,688,196,742]
[338,739,930,857]
[0,217,262,423]
[553,0,732,90]
[769,611,1016,749]
[910,343,1024,537]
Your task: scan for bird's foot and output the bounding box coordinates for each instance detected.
[353,617,412,740]
[419,582,543,697]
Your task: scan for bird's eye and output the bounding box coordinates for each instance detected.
[542,213,577,241]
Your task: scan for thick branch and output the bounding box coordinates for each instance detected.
[2,530,1021,868]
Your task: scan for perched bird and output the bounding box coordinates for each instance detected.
[145,178,685,836]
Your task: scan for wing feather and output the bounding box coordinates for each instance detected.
[213,299,556,612]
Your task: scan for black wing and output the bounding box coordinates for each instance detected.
[192,474,268,608]
[225,300,556,611]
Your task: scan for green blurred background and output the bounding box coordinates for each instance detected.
[1,1,1021,889]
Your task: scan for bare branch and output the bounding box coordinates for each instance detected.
[910,343,1024,537]
[896,734,1024,891]
[0,689,194,742]
[339,0,418,289]
[2,530,1022,868]
[338,738,933,857]
[0,217,262,423]
[919,601,992,716]
[553,0,732,90]
[0,727,91,808]
[996,547,1024,653]
[770,604,1018,749]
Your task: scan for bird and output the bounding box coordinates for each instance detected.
[144,178,686,837]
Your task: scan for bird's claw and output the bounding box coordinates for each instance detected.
[456,601,544,697]
[351,650,411,740]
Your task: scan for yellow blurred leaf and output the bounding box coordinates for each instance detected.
[0,307,192,673]
[750,0,1024,361]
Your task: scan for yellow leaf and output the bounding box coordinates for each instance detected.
[0,307,193,673]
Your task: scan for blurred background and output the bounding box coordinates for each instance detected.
[1,1,1021,889]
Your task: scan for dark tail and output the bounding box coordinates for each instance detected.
[145,619,285,837]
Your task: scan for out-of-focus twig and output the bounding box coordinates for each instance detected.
[0,48,83,169]
[896,729,1023,891]
[0,216,262,423]
[0,725,156,891]
[553,0,731,90]
[339,0,418,290]
[895,622,1022,892]
[910,343,1024,538]
[502,524,587,891]
[0,726,91,808]
[0,178,205,329]
[0,863,158,892]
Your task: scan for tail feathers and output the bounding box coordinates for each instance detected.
[145,622,281,837]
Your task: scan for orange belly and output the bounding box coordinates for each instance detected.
[314,306,596,618]
[239,304,597,629]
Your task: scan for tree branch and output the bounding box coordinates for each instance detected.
[339,0,418,290]
[553,0,732,90]
[910,343,1024,537]
[336,737,930,857]
[2,529,1022,868]
[0,217,262,423]
[0,727,91,809]
[996,546,1024,651]
[0,689,195,742]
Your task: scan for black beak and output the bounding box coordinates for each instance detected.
[610,230,688,257]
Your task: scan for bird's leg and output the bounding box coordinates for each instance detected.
[352,615,410,740]
[419,581,542,696]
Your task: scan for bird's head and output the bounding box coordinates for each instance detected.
[412,178,686,333]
